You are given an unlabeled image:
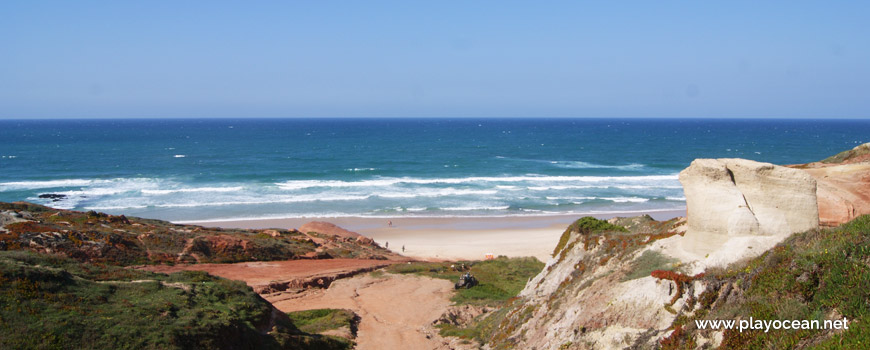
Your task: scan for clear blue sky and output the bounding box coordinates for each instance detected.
[1,1,868,118]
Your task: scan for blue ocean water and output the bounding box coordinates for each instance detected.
[0,118,867,222]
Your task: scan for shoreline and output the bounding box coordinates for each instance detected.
[186,209,686,262]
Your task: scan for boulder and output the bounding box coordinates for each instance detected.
[299,221,363,239]
[355,236,374,245]
[262,229,282,238]
[679,158,818,237]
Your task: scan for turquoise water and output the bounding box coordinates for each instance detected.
[1,118,867,222]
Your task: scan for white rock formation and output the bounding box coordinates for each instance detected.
[679,158,819,238]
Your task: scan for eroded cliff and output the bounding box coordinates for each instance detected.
[486,149,868,349]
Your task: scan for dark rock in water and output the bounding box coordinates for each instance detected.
[38,193,67,202]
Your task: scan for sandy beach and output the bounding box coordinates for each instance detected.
[187,210,685,262]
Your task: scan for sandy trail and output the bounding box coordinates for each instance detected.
[269,273,456,350]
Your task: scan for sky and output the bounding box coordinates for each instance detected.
[1,1,868,119]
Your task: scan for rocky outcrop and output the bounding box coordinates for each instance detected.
[788,143,870,227]
[489,217,690,350]
[800,163,870,226]
[299,221,362,239]
[679,158,818,238]
[487,158,830,349]
[299,221,376,245]
[0,202,398,265]
[820,142,870,164]
[483,148,870,349]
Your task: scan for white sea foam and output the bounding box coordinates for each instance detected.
[0,179,98,191]
[89,194,375,210]
[440,205,511,211]
[600,197,649,203]
[544,196,650,203]
[345,168,378,172]
[8,172,683,221]
[174,155,186,158]
[274,174,679,190]
[496,157,646,170]
[549,160,645,170]
[141,186,244,195]
[545,196,597,201]
[376,188,498,199]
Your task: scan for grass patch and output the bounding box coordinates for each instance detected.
[286,309,357,334]
[621,250,678,282]
[821,143,870,163]
[437,304,514,342]
[386,256,544,306]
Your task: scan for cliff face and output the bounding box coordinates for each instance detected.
[487,216,691,349]
[679,158,818,238]
[486,156,841,349]
[790,142,870,227]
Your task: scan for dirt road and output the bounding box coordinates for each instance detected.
[140,258,394,292]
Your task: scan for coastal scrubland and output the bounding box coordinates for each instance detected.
[0,202,392,349]
[484,214,870,349]
[659,215,870,349]
[0,251,351,350]
[0,202,395,266]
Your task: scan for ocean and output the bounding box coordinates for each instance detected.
[1,118,867,222]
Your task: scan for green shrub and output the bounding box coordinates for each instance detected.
[0,251,349,350]
[621,250,678,281]
[552,217,628,257]
[286,309,357,334]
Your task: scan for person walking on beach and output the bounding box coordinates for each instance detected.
[402,245,405,252]
[388,220,393,227]
[385,241,389,249]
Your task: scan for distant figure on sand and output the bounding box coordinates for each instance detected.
[385,241,389,249]
[402,245,405,252]
[388,220,393,227]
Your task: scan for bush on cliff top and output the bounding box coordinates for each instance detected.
[821,142,870,163]
[552,217,628,257]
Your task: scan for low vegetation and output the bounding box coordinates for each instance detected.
[662,215,870,349]
[0,250,350,350]
[621,249,678,281]
[386,256,543,306]
[821,143,870,164]
[552,217,628,257]
[286,309,358,335]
